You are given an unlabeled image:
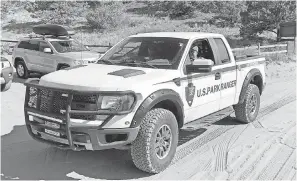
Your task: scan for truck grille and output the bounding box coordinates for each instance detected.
[27,87,98,119]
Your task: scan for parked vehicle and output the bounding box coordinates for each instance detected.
[24,32,266,173]
[1,57,13,92]
[12,24,101,79]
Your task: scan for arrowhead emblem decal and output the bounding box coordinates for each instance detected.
[185,83,195,106]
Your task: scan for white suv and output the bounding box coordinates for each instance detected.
[12,36,101,78]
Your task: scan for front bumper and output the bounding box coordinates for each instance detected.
[1,66,13,91]
[1,66,13,83]
[25,111,139,150]
[24,79,139,151]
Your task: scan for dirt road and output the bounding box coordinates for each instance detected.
[1,61,296,180]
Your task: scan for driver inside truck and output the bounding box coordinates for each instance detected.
[184,41,215,74]
[189,45,199,61]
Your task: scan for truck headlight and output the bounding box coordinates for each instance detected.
[98,95,135,112]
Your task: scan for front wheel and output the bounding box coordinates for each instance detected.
[131,108,179,173]
[16,61,29,79]
[233,84,260,123]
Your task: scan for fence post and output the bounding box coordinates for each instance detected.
[285,41,289,55]
[294,36,297,56]
[257,43,261,55]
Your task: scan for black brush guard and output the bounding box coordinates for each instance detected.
[24,78,137,151]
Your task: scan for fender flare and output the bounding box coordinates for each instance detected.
[238,68,263,104]
[130,89,184,128]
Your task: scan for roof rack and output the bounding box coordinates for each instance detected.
[25,34,72,40]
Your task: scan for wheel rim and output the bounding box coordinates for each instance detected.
[17,64,24,76]
[248,94,257,115]
[155,124,172,159]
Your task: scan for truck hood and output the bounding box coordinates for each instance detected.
[39,64,178,91]
[59,51,100,61]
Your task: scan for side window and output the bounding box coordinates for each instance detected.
[27,40,40,51]
[183,39,215,74]
[18,41,30,49]
[39,41,51,52]
[214,38,230,64]
[185,39,215,64]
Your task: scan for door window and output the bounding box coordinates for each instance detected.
[39,41,52,53]
[183,39,215,74]
[18,41,30,49]
[27,40,40,51]
[214,38,230,64]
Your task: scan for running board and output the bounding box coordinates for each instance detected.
[182,107,234,130]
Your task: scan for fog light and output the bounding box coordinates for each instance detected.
[73,133,90,143]
[105,134,128,143]
[125,121,130,125]
[29,115,34,121]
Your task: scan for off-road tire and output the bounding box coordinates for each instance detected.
[234,84,260,123]
[15,61,29,79]
[131,108,179,173]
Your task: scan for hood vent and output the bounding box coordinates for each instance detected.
[108,69,146,78]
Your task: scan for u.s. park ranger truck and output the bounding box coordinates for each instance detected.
[24,32,266,173]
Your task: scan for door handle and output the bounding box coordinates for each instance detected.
[215,72,221,80]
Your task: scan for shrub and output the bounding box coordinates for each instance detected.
[145,1,194,19]
[86,2,127,30]
[34,1,89,25]
[240,1,296,37]
[168,2,195,19]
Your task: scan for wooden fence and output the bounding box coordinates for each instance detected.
[1,39,290,55]
[231,42,289,55]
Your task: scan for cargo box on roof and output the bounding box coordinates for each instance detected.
[32,24,75,37]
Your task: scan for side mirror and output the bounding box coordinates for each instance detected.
[43,48,52,53]
[85,46,90,50]
[186,59,214,73]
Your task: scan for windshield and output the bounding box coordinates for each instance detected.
[98,37,188,69]
[50,40,88,53]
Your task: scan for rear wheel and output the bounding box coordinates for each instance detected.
[234,84,260,123]
[131,108,178,173]
[16,61,29,79]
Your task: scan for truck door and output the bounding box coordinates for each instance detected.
[25,40,42,71]
[180,38,222,124]
[209,38,237,109]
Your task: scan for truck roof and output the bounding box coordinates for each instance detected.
[130,32,224,39]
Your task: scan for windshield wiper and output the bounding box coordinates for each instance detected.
[97,59,114,65]
[120,61,158,69]
[139,62,158,69]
